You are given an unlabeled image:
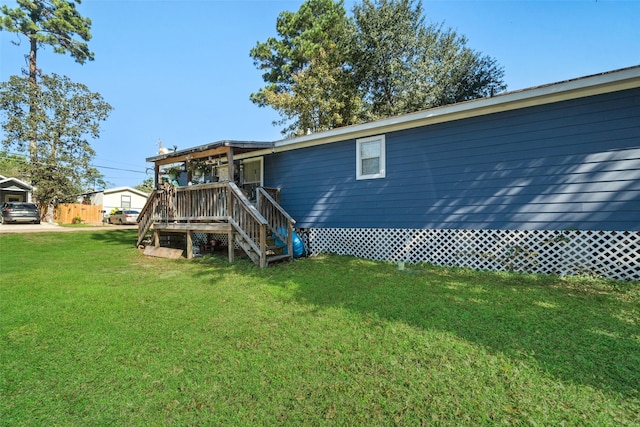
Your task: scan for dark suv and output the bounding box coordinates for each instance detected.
[1,202,41,224]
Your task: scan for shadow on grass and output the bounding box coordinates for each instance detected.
[195,254,639,401]
[89,229,139,246]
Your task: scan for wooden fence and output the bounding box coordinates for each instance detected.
[54,203,104,224]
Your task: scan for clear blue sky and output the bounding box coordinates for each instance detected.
[1,0,638,188]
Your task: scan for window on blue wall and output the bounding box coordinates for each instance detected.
[356,135,386,180]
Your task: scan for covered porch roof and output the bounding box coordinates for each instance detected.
[145,140,273,187]
[145,140,273,166]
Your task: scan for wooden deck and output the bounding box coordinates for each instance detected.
[137,182,296,267]
[151,222,234,261]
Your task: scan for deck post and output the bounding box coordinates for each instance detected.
[228,229,235,263]
[153,229,160,247]
[154,163,160,188]
[227,147,234,184]
[287,222,294,261]
[186,231,193,259]
[259,223,267,268]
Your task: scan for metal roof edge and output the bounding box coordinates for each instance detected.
[145,140,272,163]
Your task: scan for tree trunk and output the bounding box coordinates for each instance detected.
[28,36,38,164]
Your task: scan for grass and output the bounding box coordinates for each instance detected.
[1,230,639,426]
[58,222,101,227]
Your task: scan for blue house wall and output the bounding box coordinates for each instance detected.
[264,87,640,231]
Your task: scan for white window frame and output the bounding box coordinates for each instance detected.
[241,157,263,185]
[356,135,386,180]
[121,194,131,209]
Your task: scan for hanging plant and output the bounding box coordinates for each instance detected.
[165,165,183,179]
[189,160,207,177]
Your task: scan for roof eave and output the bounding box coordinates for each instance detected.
[0,177,34,190]
[146,140,272,163]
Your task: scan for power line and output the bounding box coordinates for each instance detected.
[2,150,147,174]
[92,164,147,174]
[92,155,150,170]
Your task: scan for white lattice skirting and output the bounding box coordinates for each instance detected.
[304,228,640,281]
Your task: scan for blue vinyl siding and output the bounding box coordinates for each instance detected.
[264,88,640,231]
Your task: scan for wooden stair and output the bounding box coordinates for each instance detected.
[234,234,290,266]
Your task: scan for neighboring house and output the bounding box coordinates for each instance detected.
[79,186,149,218]
[145,66,639,279]
[0,175,33,203]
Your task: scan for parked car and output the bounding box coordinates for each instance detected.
[1,202,41,224]
[108,209,139,224]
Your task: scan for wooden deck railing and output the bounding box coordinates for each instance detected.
[137,188,162,246]
[261,187,281,204]
[138,182,232,246]
[137,182,274,267]
[173,182,229,221]
[257,187,296,259]
[228,182,269,267]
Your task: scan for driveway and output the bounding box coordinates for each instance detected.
[0,222,135,234]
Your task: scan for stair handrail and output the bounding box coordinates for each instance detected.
[136,182,178,246]
[257,187,296,260]
[136,188,161,247]
[227,182,269,267]
[261,187,281,204]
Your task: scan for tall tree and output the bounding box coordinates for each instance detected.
[351,0,505,119]
[350,0,431,120]
[251,0,506,133]
[250,0,361,136]
[135,177,155,194]
[0,0,94,158]
[0,74,112,211]
[0,150,29,180]
[259,47,363,136]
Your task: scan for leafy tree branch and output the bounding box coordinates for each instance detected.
[251,0,506,136]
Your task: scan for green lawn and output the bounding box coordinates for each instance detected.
[1,230,638,426]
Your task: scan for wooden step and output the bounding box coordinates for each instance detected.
[234,236,261,265]
[266,244,284,255]
[267,255,291,265]
[266,254,292,265]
